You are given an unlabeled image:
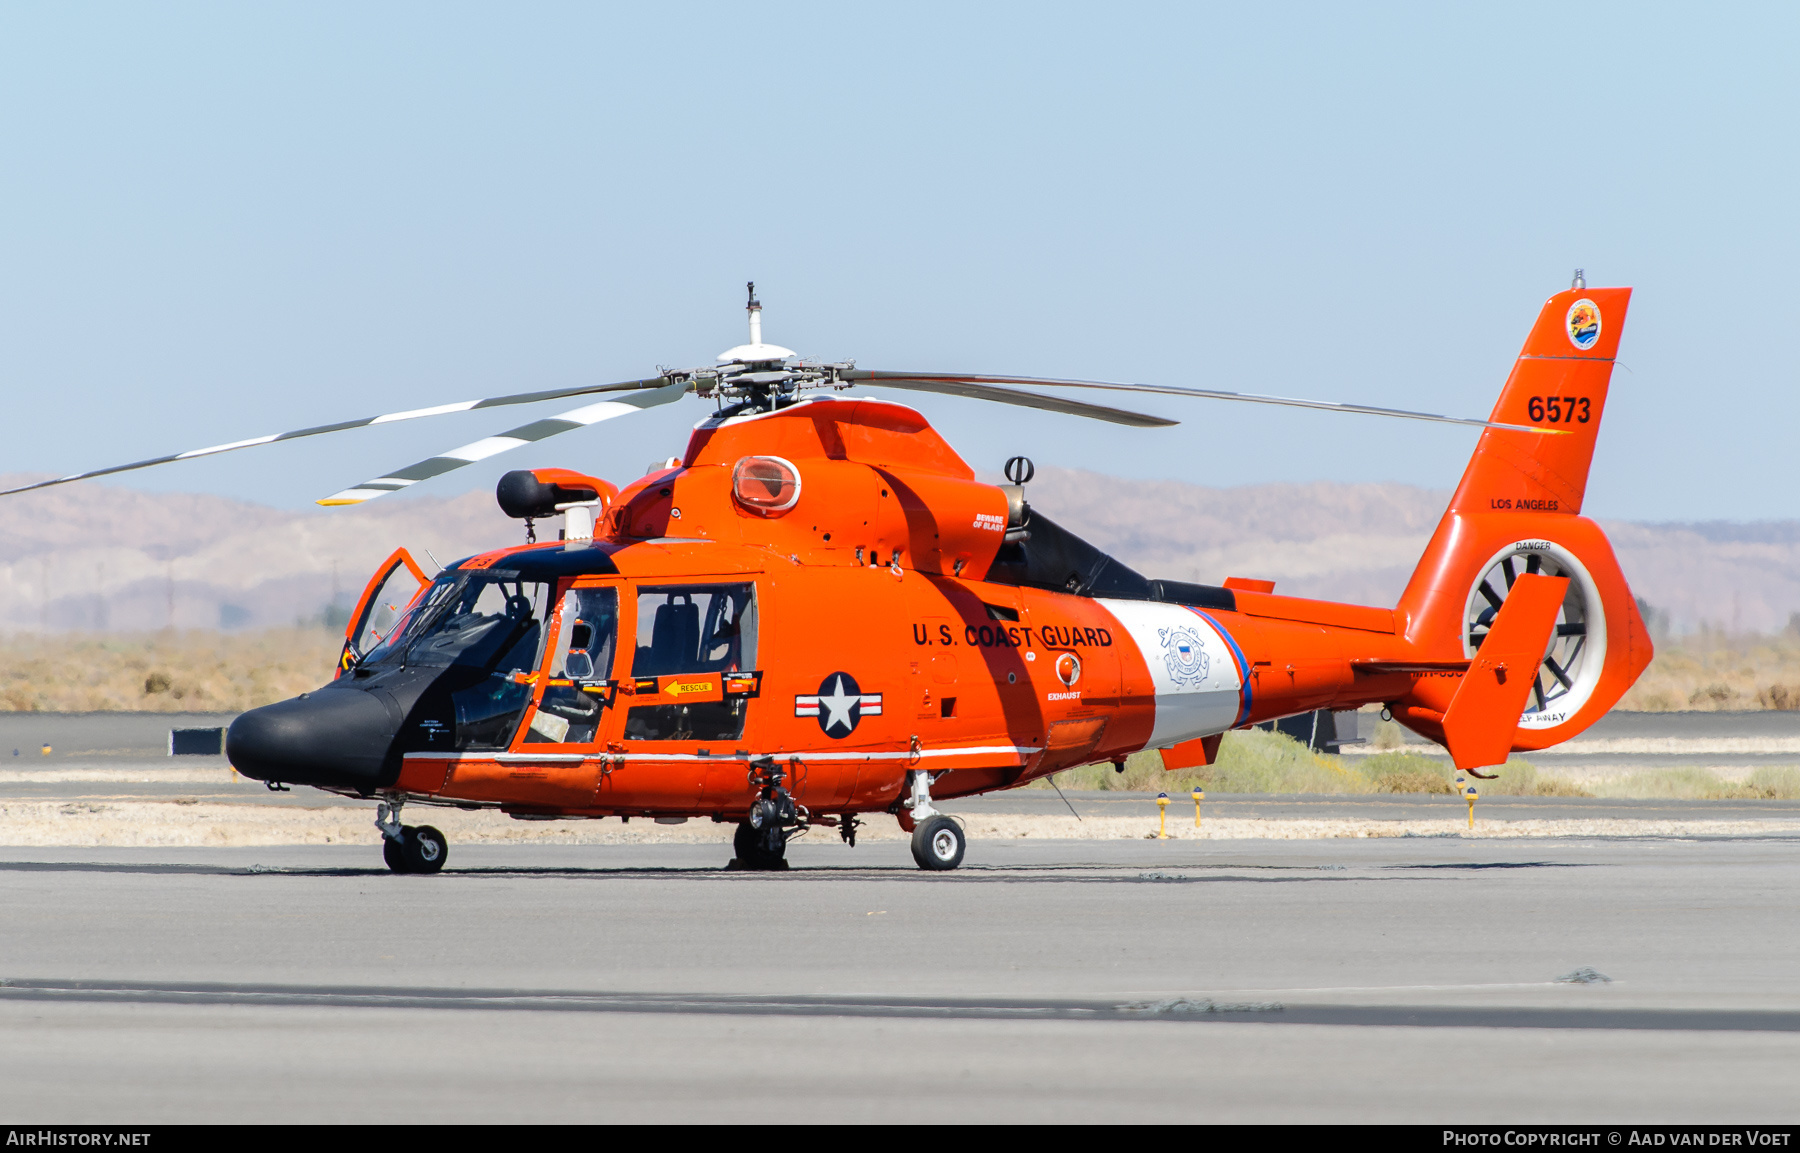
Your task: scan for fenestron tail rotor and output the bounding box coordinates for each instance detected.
[1465,550,1592,715]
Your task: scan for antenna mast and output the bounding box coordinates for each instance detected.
[747,281,762,346]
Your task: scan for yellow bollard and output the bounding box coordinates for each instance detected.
[40,744,50,756]
[1192,785,1204,828]
[1465,783,1478,829]
[1156,791,1170,839]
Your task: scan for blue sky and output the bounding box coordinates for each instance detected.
[1,3,1793,520]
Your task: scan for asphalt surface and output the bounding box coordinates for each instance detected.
[4,836,1800,1123]
[0,712,236,760]
[5,709,1800,1122]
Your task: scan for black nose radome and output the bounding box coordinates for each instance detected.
[228,686,401,791]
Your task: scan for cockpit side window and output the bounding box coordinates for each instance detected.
[375,571,552,672]
[524,585,620,746]
[547,586,619,681]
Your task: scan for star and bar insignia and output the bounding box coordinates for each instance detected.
[794,672,883,738]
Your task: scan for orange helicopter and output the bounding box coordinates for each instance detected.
[7,280,1651,872]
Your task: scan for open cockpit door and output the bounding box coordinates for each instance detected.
[339,548,430,675]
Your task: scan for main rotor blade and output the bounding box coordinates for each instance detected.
[839,373,1176,428]
[846,370,1550,434]
[0,376,677,498]
[317,379,692,506]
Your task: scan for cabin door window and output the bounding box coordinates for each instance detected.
[624,583,759,742]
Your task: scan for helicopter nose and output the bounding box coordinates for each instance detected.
[227,687,401,791]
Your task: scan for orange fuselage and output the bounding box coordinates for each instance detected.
[386,397,1427,819]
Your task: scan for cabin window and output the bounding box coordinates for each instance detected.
[625,583,757,741]
[631,584,756,676]
[525,586,620,745]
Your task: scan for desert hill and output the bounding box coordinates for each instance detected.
[1018,468,1800,635]
[0,469,1794,635]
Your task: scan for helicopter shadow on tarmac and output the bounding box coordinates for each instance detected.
[0,857,1591,882]
[2,976,1796,1033]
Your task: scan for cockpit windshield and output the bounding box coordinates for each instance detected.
[359,570,551,672]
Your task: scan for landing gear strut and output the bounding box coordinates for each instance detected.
[903,770,966,871]
[377,800,448,875]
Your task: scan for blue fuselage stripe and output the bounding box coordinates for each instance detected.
[1185,607,1252,728]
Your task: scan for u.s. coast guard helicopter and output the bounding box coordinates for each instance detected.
[6,281,1651,873]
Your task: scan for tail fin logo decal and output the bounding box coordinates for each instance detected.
[1565,299,1602,350]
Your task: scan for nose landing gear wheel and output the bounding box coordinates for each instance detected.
[911,815,965,871]
[731,821,790,871]
[385,825,448,874]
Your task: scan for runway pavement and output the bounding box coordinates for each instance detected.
[3,835,1799,1123]
[4,709,1800,1122]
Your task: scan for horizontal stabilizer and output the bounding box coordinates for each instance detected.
[1159,733,1222,771]
[1440,573,1569,770]
[1352,659,1471,675]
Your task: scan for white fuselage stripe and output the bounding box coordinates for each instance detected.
[1097,598,1247,748]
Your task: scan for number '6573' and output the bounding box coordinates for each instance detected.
[1528,396,1590,423]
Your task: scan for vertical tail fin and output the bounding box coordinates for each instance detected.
[1447,286,1630,517]
[1394,286,1652,751]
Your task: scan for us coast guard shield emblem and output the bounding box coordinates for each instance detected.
[1157,626,1211,687]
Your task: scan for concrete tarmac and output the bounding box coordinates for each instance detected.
[3,835,1799,1123]
[5,709,1800,1122]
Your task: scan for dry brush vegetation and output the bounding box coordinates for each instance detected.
[0,629,340,713]
[1616,626,1800,712]
[1036,728,1583,798]
[1036,728,1800,800]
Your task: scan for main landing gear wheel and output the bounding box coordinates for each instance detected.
[732,820,790,871]
[385,825,448,874]
[911,815,965,871]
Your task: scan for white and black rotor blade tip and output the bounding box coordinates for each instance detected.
[0,376,679,498]
[317,378,691,506]
[846,371,1548,434]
